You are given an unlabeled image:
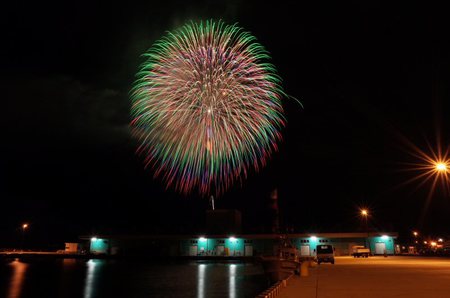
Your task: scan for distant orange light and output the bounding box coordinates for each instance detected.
[431,241,437,247]
[361,209,368,216]
[22,224,28,229]
[438,238,444,242]
[423,241,427,244]
[413,231,418,236]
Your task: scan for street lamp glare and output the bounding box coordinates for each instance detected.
[361,209,368,216]
[435,162,447,172]
[22,223,28,229]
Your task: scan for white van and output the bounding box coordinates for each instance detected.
[316,244,335,264]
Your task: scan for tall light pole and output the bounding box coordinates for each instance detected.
[412,231,419,254]
[21,223,29,251]
[361,209,369,250]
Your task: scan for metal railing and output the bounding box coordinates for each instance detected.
[256,274,293,298]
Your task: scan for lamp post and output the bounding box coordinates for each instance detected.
[412,231,419,254]
[21,223,29,251]
[361,209,369,250]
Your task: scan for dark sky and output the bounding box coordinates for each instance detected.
[2,1,449,247]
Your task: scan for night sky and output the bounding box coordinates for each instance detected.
[2,1,449,248]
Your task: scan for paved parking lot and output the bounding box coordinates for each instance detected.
[279,256,450,298]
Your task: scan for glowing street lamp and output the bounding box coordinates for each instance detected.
[435,162,448,172]
[402,145,450,201]
[413,231,418,237]
[360,209,370,250]
[436,161,448,172]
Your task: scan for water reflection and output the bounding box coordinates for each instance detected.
[229,264,236,298]
[197,263,206,298]
[58,258,78,297]
[83,259,104,298]
[63,258,76,266]
[7,259,28,298]
[0,260,265,298]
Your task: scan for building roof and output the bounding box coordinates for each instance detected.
[79,232,398,240]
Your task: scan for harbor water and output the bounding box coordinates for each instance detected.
[0,258,268,298]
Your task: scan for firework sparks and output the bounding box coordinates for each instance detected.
[131,20,285,195]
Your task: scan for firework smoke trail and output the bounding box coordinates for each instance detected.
[131,20,285,196]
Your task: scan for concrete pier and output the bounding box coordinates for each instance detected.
[278,256,450,298]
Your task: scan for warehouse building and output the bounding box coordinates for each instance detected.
[83,232,397,257]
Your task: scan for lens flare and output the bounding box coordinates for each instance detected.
[131,20,285,196]
[402,147,450,191]
[399,140,450,228]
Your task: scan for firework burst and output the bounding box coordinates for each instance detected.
[131,20,285,196]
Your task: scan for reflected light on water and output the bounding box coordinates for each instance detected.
[229,264,236,298]
[197,263,206,298]
[8,259,28,298]
[83,259,103,298]
[63,258,76,266]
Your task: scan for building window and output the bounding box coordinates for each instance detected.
[218,240,225,244]
[190,240,198,244]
